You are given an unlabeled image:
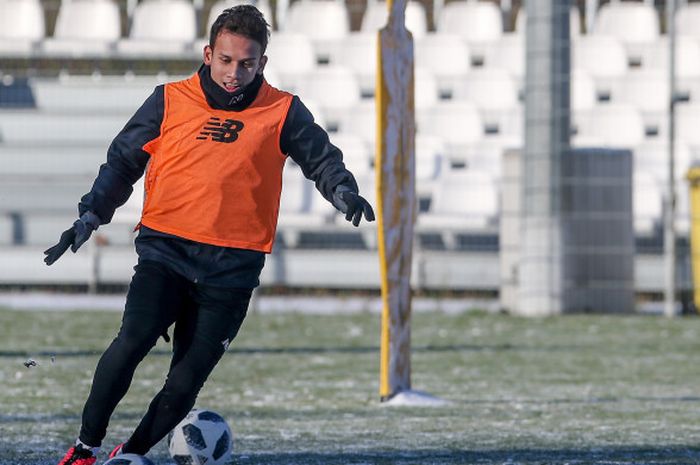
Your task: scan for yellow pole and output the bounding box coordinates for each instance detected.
[687,164,700,312]
[376,0,391,399]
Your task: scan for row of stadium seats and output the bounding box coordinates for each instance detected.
[0,157,683,250]
[3,0,700,58]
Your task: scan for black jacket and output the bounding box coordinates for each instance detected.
[78,65,358,288]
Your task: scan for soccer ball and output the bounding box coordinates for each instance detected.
[168,408,233,465]
[103,454,155,465]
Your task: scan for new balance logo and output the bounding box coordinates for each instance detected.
[197,117,244,143]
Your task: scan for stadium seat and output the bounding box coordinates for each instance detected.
[328,133,373,175]
[0,110,126,144]
[207,0,273,33]
[0,144,106,176]
[593,2,659,45]
[294,66,360,128]
[417,169,499,245]
[676,3,700,40]
[282,0,349,62]
[191,0,273,52]
[634,140,691,183]
[573,35,628,98]
[489,34,524,79]
[0,214,14,245]
[361,0,428,39]
[338,100,376,145]
[676,103,700,147]
[575,104,646,148]
[436,0,502,66]
[331,32,377,96]
[0,0,45,56]
[29,75,161,113]
[633,170,662,236]
[416,101,484,166]
[264,33,316,93]
[414,67,439,110]
[42,0,121,58]
[644,36,700,101]
[613,70,668,138]
[416,134,446,183]
[593,1,659,68]
[451,68,518,134]
[116,0,196,57]
[571,68,597,111]
[415,34,471,97]
[436,0,502,43]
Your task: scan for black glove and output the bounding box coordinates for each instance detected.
[44,211,101,266]
[332,185,376,227]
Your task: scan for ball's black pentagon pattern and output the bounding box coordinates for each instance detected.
[197,455,209,464]
[198,410,225,423]
[212,430,230,460]
[172,454,195,465]
[182,423,207,450]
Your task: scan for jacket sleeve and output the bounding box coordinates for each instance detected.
[78,85,164,224]
[280,96,358,202]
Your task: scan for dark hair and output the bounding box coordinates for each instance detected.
[209,5,270,54]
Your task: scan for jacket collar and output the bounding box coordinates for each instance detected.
[198,64,263,111]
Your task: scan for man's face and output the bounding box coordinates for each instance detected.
[204,31,267,93]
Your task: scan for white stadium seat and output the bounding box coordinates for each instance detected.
[415,34,470,96]
[0,111,126,144]
[339,101,376,144]
[573,35,628,97]
[452,68,519,135]
[633,171,662,236]
[0,0,45,56]
[192,0,274,52]
[436,0,502,66]
[490,34,524,79]
[644,36,700,100]
[676,4,700,41]
[116,0,196,57]
[361,0,428,39]
[329,133,373,175]
[29,75,161,113]
[436,0,502,43]
[294,66,360,127]
[265,33,316,92]
[282,0,349,62]
[331,32,377,96]
[417,169,499,240]
[676,104,700,147]
[571,68,597,111]
[414,67,439,110]
[575,104,646,148]
[594,1,659,67]
[207,0,273,34]
[416,101,484,165]
[613,70,669,138]
[634,141,691,183]
[415,135,446,183]
[594,1,659,45]
[42,0,121,58]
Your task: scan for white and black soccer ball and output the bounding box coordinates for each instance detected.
[168,408,233,465]
[103,454,155,465]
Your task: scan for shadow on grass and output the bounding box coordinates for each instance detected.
[0,343,587,359]
[225,447,700,465]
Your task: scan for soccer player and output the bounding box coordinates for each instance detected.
[50,6,374,464]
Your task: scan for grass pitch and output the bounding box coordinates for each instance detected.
[2,303,700,464]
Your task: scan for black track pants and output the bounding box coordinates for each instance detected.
[78,260,251,453]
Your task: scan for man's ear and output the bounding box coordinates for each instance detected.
[204,44,213,65]
[257,55,268,75]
